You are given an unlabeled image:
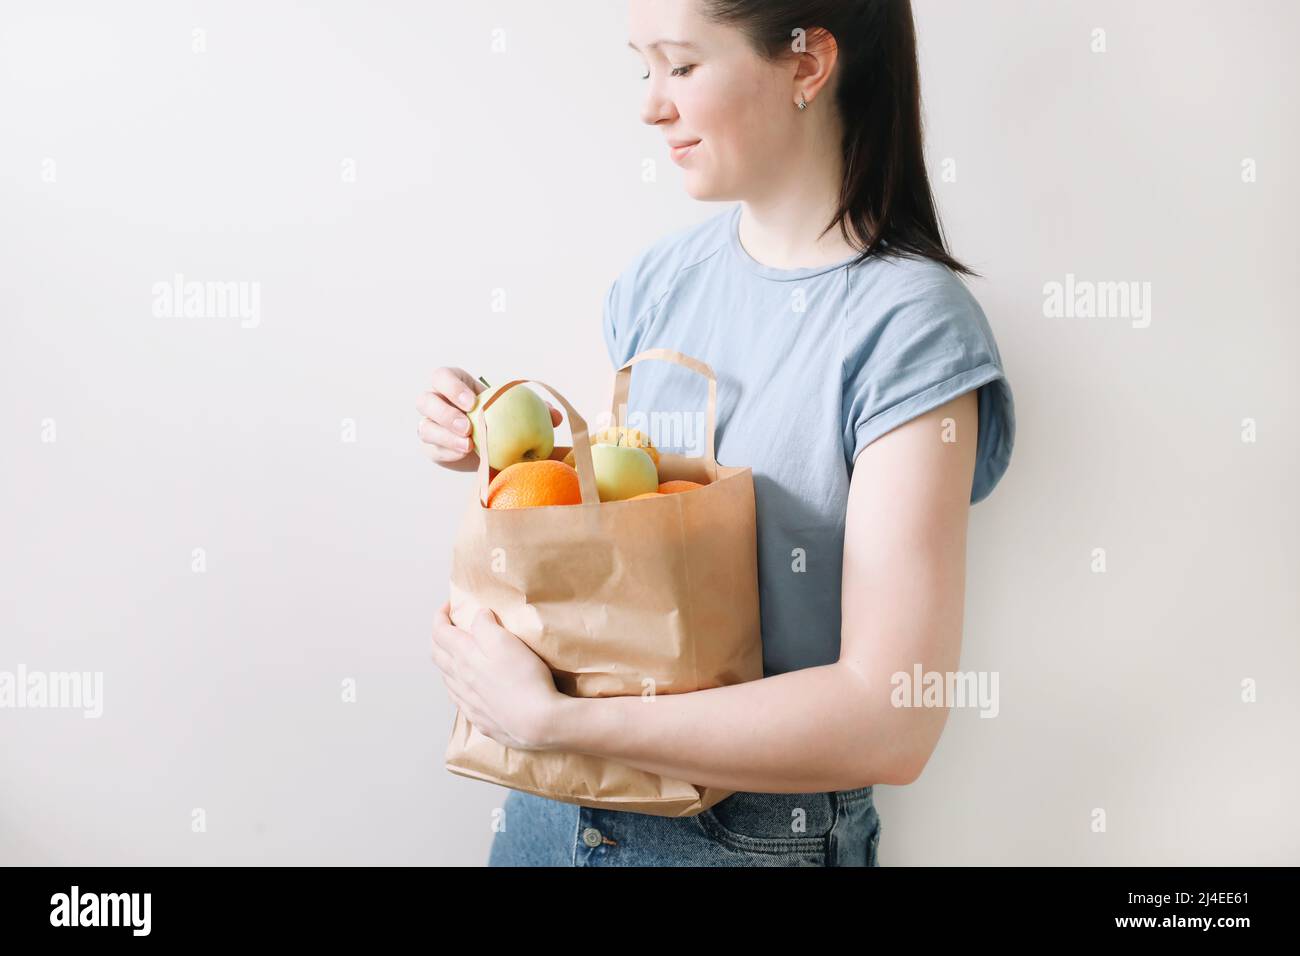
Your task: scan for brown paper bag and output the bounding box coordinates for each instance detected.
[444,348,764,817]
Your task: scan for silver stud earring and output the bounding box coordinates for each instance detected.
[797,92,808,111]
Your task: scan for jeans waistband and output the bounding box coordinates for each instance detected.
[835,785,874,804]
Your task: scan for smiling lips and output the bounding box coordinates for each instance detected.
[669,139,701,163]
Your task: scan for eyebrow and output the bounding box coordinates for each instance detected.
[627,38,700,52]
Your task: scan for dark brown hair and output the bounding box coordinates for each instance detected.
[701,0,973,275]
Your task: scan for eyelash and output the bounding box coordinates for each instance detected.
[641,65,694,79]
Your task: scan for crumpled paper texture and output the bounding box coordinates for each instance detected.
[445,448,764,817]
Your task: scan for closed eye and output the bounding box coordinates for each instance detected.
[640,65,695,80]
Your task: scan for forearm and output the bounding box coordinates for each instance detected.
[544,662,918,793]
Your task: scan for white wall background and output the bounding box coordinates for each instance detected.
[1,0,1296,865]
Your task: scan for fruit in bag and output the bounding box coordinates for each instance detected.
[658,480,705,494]
[563,426,660,468]
[484,460,582,509]
[589,444,658,501]
[470,381,556,471]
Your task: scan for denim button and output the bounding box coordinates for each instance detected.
[581,827,603,848]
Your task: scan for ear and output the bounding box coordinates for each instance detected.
[791,27,839,104]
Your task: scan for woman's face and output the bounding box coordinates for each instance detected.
[628,0,800,201]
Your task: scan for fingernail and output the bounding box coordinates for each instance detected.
[459,392,475,409]
[459,436,472,451]
[455,416,471,434]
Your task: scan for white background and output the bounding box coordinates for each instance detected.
[1,0,1296,864]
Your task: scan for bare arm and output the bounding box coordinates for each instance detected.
[544,390,980,792]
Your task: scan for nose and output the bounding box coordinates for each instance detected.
[639,75,678,127]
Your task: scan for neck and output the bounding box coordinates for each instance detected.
[736,125,862,269]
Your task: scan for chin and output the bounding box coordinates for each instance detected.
[682,173,724,201]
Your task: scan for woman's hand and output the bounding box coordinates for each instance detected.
[432,600,567,752]
[416,367,562,473]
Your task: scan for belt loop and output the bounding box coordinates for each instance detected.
[826,789,843,866]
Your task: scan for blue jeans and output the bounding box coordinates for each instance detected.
[488,785,881,866]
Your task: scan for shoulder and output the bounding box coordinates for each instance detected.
[849,253,987,325]
[602,207,733,364]
[840,253,1015,504]
[842,253,1000,365]
[610,206,732,307]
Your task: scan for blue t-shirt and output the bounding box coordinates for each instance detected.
[602,203,1015,677]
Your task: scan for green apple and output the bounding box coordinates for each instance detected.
[590,444,658,501]
[470,380,555,471]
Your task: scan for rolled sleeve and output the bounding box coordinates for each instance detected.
[844,277,1016,504]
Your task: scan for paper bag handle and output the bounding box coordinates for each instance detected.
[476,381,599,507]
[611,348,718,477]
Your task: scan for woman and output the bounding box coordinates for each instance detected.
[416,0,1015,866]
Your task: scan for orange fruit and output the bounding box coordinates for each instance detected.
[485,460,582,509]
[658,480,705,495]
[627,492,663,500]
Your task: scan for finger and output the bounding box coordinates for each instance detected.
[417,417,473,455]
[420,437,468,463]
[442,669,484,717]
[431,368,485,413]
[470,607,505,643]
[442,599,491,654]
[444,671,487,713]
[436,603,488,666]
[432,603,467,661]
[422,440,476,465]
[430,607,458,673]
[473,606,499,627]
[431,633,458,676]
[442,675,470,714]
[435,600,459,634]
[546,403,564,427]
[416,390,476,435]
[431,638,454,674]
